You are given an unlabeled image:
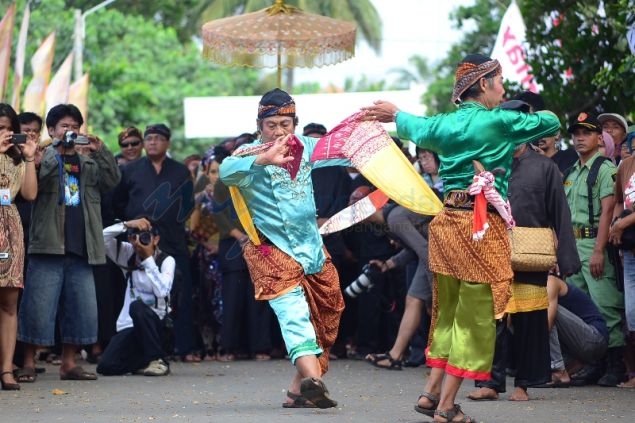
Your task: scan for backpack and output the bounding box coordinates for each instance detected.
[124,251,183,319]
[562,156,611,227]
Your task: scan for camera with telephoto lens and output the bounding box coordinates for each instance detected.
[345,263,382,298]
[63,131,90,146]
[126,228,154,246]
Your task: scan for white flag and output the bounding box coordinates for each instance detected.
[44,52,74,118]
[491,1,539,92]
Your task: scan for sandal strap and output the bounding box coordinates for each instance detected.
[286,391,309,405]
[418,391,440,406]
[434,404,475,423]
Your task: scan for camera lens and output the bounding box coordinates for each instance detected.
[138,231,153,245]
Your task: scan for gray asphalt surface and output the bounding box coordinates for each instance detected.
[1,358,633,423]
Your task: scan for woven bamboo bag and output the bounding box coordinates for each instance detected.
[508,227,557,272]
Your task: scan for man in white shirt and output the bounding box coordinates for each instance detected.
[96,218,175,376]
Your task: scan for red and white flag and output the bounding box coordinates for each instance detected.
[491,1,539,92]
[0,3,16,101]
[23,32,55,116]
[11,1,31,111]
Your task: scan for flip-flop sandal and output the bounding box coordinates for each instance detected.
[364,352,402,370]
[300,377,338,409]
[414,391,439,416]
[14,367,37,383]
[282,391,317,408]
[60,366,98,381]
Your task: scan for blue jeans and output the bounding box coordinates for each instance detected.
[18,254,98,346]
[623,251,635,331]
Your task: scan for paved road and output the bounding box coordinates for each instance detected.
[1,359,633,423]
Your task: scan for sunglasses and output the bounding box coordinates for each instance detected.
[120,140,141,148]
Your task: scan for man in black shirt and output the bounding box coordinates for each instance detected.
[18,104,120,382]
[468,138,580,401]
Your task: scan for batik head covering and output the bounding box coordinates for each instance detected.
[257,88,296,120]
[451,54,502,104]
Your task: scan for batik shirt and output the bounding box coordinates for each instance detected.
[220,135,349,275]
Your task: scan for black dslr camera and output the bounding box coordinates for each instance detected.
[345,263,382,298]
[126,228,155,246]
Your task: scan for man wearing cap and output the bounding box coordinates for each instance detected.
[112,123,198,362]
[363,54,560,422]
[220,89,348,409]
[563,112,625,387]
[599,113,629,164]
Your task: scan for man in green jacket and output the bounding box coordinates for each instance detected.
[17,104,120,382]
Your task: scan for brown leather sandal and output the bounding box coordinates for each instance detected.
[1,371,20,390]
[414,391,439,416]
[433,404,476,423]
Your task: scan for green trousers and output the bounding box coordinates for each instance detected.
[567,238,625,348]
[427,274,495,380]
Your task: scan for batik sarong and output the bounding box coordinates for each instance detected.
[242,242,344,374]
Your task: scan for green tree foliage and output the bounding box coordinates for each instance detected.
[522,0,635,121]
[66,0,210,43]
[84,10,260,155]
[418,0,635,124]
[1,0,262,158]
[419,0,505,115]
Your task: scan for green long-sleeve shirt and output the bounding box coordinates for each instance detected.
[396,102,560,199]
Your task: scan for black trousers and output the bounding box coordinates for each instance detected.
[476,310,551,391]
[97,300,167,375]
[220,269,272,354]
[93,258,126,348]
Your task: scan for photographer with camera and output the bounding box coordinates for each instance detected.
[96,218,173,376]
[360,202,434,371]
[17,104,120,382]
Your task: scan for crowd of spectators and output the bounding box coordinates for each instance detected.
[1,97,634,398]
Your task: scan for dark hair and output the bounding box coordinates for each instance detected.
[416,147,440,168]
[118,126,143,145]
[303,122,327,136]
[461,70,499,101]
[514,91,545,111]
[184,154,202,167]
[18,111,43,128]
[0,103,23,165]
[45,104,84,129]
[234,132,256,149]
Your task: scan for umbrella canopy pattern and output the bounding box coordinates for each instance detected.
[201,0,356,71]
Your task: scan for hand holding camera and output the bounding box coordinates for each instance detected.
[125,218,156,259]
[344,262,382,298]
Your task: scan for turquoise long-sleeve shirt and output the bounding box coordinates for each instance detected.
[396,102,561,199]
[219,135,349,275]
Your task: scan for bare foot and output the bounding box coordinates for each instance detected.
[467,387,499,401]
[509,386,529,401]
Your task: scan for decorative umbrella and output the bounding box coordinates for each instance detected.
[201,0,357,87]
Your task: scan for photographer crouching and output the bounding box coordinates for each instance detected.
[96,217,174,377]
